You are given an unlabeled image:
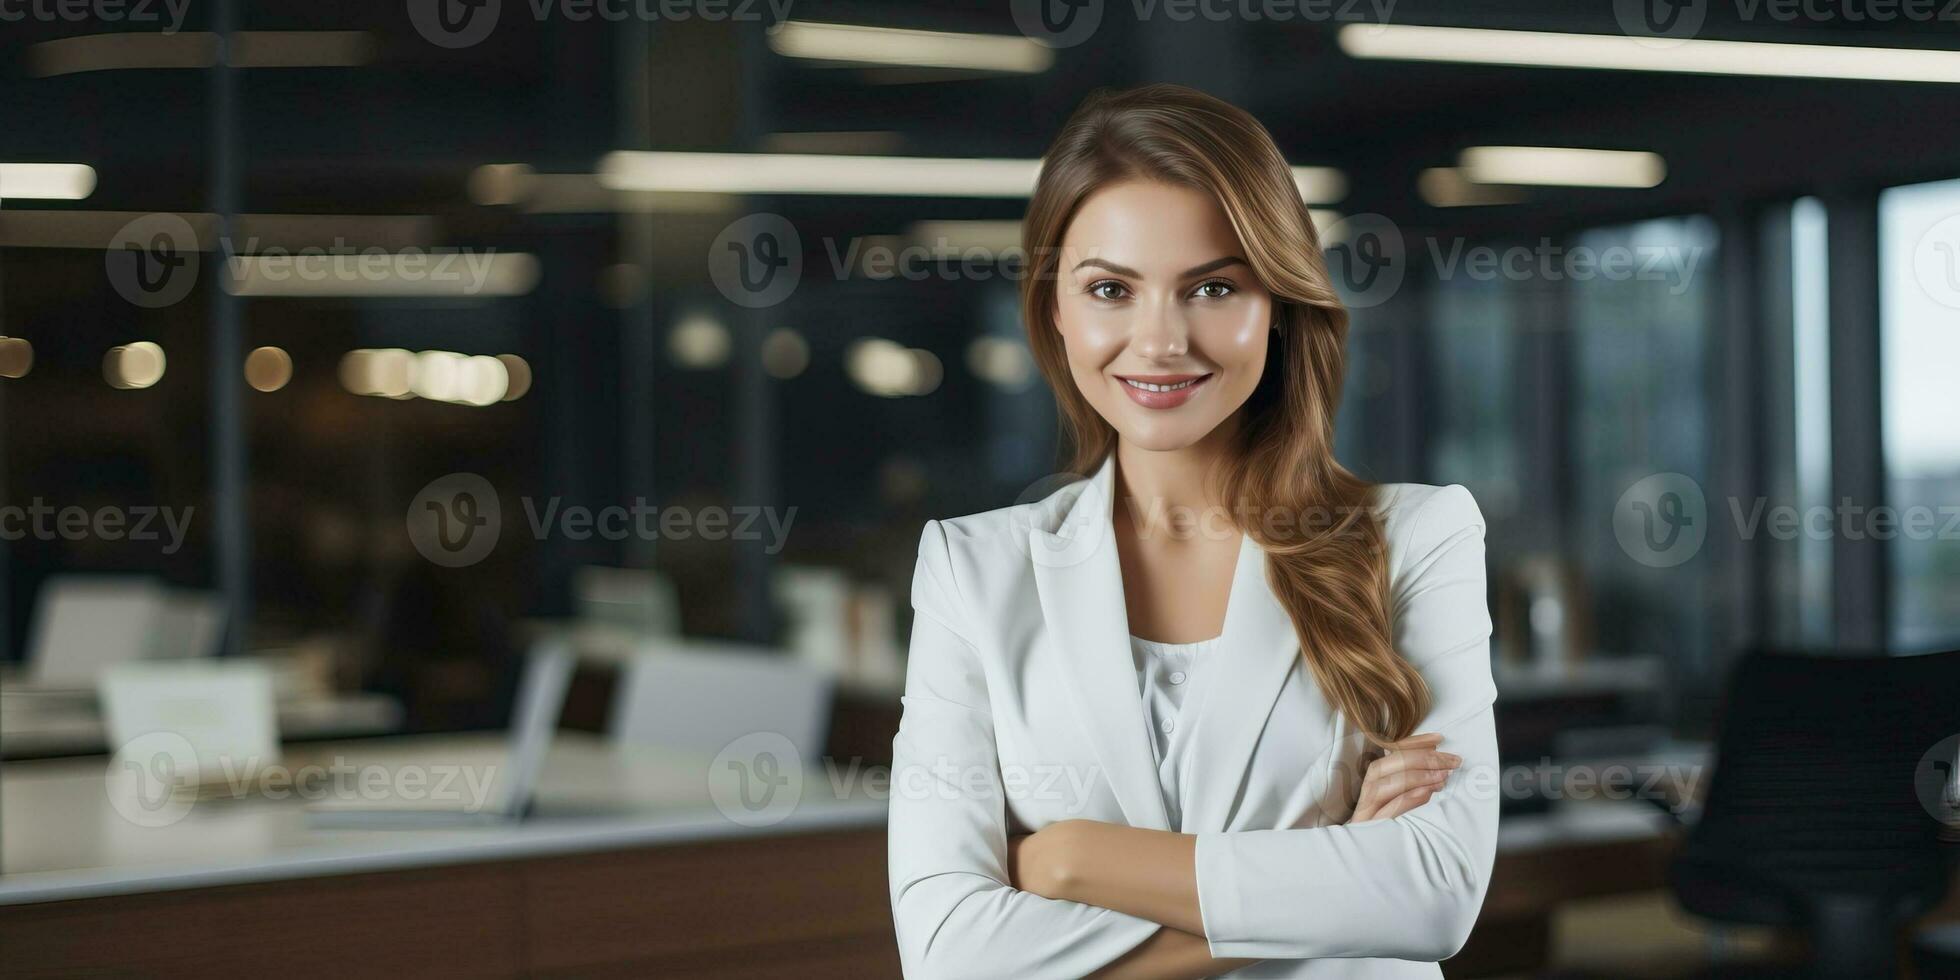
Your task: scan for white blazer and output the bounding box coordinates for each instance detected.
[887,457,1499,978]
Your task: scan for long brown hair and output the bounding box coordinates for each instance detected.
[1021,84,1428,744]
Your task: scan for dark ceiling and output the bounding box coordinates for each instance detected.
[4,1,1960,245]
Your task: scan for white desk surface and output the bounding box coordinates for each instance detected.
[1,731,1677,909]
[0,732,887,907]
[0,692,404,758]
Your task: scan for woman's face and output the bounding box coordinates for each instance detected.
[1053,179,1273,454]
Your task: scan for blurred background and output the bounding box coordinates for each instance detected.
[3,1,1960,977]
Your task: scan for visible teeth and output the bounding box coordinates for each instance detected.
[1124,377,1199,392]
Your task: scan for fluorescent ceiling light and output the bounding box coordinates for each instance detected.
[1339,23,1960,84]
[601,152,1042,198]
[1459,146,1666,188]
[226,253,540,298]
[1292,168,1346,206]
[0,211,433,249]
[600,153,1349,203]
[0,164,97,200]
[762,131,906,155]
[1417,167,1527,207]
[27,32,373,76]
[908,220,1023,254]
[769,21,1052,74]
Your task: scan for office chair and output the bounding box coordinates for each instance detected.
[1669,649,1959,978]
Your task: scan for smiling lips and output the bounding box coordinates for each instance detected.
[1117,373,1212,409]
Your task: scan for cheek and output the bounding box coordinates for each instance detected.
[1192,299,1272,373]
[1055,300,1128,355]
[1054,302,1127,376]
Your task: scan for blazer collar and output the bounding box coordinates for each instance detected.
[1027,455,1307,833]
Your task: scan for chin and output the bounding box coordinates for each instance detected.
[1109,415,1218,453]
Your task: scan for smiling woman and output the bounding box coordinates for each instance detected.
[887,84,1498,980]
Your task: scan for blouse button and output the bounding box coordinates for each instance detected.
[1160,717,1176,734]
[1169,671,1188,685]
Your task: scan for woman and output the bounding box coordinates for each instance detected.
[888,84,1497,979]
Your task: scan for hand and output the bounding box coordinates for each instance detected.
[1349,732,1461,824]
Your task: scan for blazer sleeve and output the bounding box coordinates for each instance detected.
[888,520,1163,980]
[1191,484,1500,962]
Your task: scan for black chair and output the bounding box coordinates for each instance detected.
[1669,649,1960,978]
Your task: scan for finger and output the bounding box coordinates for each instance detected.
[1372,785,1438,822]
[1365,767,1451,801]
[1367,748,1464,779]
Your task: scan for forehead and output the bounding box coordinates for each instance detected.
[1060,179,1242,272]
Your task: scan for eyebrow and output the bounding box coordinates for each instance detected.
[1072,256,1249,279]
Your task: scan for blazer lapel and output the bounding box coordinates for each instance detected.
[1183,535,1313,832]
[1027,456,1172,832]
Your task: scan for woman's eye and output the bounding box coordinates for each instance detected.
[1192,280,1234,299]
[1088,281,1129,301]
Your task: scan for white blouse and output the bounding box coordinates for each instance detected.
[1129,634,1219,832]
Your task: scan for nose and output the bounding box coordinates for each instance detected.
[1130,299,1189,360]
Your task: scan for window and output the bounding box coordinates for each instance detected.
[1568,216,1720,675]
[1878,178,1960,652]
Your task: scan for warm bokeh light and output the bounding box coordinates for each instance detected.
[965,336,1034,390]
[496,354,532,401]
[0,163,96,200]
[104,341,166,390]
[669,313,732,369]
[0,337,33,379]
[847,338,940,397]
[338,348,518,406]
[244,346,293,392]
[761,329,810,380]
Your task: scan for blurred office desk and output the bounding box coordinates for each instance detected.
[0,691,403,760]
[1450,798,1683,978]
[0,733,896,979]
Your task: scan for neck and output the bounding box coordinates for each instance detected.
[1111,414,1241,533]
